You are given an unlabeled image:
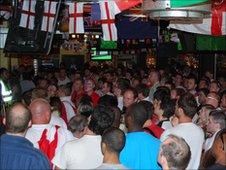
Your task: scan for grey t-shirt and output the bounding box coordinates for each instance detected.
[96,163,129,170]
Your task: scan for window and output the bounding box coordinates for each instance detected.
[0,27,8,49]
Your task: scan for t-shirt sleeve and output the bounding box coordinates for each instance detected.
[52,144,68,169]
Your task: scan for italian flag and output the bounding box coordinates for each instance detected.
[169,1,226,36]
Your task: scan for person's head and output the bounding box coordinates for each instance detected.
[37,78,48,89]
[68,115,88,139]
[148,70,160,85]
[72,78,84,92]
[206,92,220,108]
[3,103,31,135]
[136,83,149,101]
[220,90,226,109]
[59,68,67,79]
[170,87,186,100]
[209,80,220,93]
[186,75,197,91]
[197,104,215,130]
[125,103,149,132]
[174,73,183,87]
[207,110,226,134]
[113,78,130,97]
[99,95,118,107]
[47,84,58,98]
[84,79,95,94]
[31,88,48,101]
[22,90,32,106]
[29,98,52,124]
[0,67,9,80]
[153,87,171,119]
[198,88,209,105]
[175,93,198,121]
[77,101,93,118]
[58,84,71,97]
[102,81,113,95]
[158,134,191,170]
[49,96,62,114]
[88,105,114,135]
[101,127,126,156]
[210,128,226,164]
[132,77,141,88]
[123,88,138,108]
[198,78,209,89]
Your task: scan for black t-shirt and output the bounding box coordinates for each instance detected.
[206,163,226,170]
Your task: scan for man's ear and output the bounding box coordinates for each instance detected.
[101,142,107,155]
[3,117,6,125]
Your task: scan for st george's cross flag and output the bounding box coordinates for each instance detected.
[19,0,36,30]
[169,1,226,36]
[41,0,58,32]
[99,0,142,41]
[68,2,84,34]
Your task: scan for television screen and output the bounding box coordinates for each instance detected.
[91,47,112,61]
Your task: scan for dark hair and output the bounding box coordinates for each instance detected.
[79,95,93,105]
[198,88,209,97]
[77,102,93,118]
[6,103,31,133]
[161,134,191,170]
[68,115,88,133]
[187,75,198,85]
[209,110,226,129]
[124,87,138,99]
[163,99,176,119]
[22,90,32,106]
[116,78,130,95]
[154,87,171,110]
[103,81,113,93]
[174,87,186,98]
[136,83,149,98]
[49,96,62,112]
[127,103,149,127]
[102,127,126,154]
[138,100,154,119]
[88,105,114,135]
[177,93,198,118]
[99,95,118,107]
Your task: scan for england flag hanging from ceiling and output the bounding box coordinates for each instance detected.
[99,0,143,41]
[19,0,36,30]
[41,0,58,32]
[68,2,84,34]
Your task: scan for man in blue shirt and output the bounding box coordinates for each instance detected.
[120,103,161,169]
[0,103,50,169]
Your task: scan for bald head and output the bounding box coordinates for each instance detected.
[29,98,51,124]
[5,103,31,134]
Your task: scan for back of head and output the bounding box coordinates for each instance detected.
[177,93,198,118]
[68,115,88,133]
[77,101,93,118]
[161,134,191,170]
[29,98,51,124]
[126,103,149,128]
[102,127,126,154]
[99,95,118,107]
[138,100,154,119]
[31,88,48,100]
[5,103,31,134]
[88,105,114,135]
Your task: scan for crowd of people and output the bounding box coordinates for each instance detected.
[0,63,226,170]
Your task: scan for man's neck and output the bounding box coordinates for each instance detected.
[6,132,25,137]
[128,126,143,133]
[103,152,120,165]
[85,128,96,136]
[178,116,192,124]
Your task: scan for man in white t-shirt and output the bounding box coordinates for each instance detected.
[52,105,114,169]
[203,110,226,152]
[25,98,74,165]
[161,93,204,170]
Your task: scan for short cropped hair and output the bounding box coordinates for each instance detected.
[136,84,150,98]
[102,127,125,154]
[6,103,31,133]
[177,93,198,118]
[161,134,191,170]
[68,115,88,133]
[127,103,148,127]
[209,110,226,129]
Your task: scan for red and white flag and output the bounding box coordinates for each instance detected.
[68,2,84,34]
[41,1,58,32]
[99,0,142,41]
[19,0,36,30]
[169,1,226,36]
